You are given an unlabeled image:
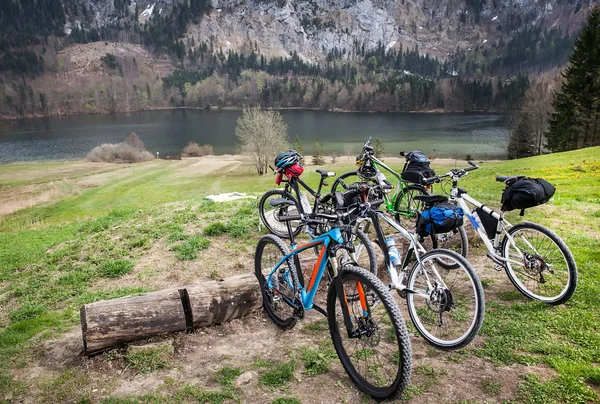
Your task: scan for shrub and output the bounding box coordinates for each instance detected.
[87,143,153,163]
[181,142,214,157]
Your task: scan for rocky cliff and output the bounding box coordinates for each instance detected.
[77,0,592,61]
[184,0,591,60]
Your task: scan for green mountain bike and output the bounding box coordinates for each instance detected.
[331,138,428,228]
[331,138,469,260]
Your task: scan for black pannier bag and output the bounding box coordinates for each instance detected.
[417,202,464,237]
[501,178,555,212]
[475,208,499,239]
[402,161,436,184]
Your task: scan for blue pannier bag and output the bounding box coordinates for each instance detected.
[417,202,464,236]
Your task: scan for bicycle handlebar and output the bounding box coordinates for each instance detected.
[279,208,359,224]
[422,162,480,184]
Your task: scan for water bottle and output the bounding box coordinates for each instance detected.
[386,238,402,268]
[300,194,312,214]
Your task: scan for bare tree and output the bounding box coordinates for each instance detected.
[523,79,555,155]
[125,132,145,150]
[343,144,354,160]
[236,106,288,175]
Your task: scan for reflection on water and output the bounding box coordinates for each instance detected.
[0,110,509,163]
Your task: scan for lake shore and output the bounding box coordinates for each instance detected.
[0,105,504,121]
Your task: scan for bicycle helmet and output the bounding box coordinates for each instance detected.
[275,150,302,169]
[357,162,377,180]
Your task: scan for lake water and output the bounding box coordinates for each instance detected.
[0,110,509,164]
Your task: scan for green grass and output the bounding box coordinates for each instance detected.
[0,147,599,402]
[300,342,337,376]
[272,398,302,404]
[259,360,296,387]
[99,259,134,278]
[213,366,242,386]
[125,346,171,374]
[171,234,210,260]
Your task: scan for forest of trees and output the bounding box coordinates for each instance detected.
[547,6,600,152]
[508,5,600,158]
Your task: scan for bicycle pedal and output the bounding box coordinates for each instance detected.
[493,263,504,272]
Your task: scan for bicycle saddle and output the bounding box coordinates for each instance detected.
[316,169,336,178]
[413,194,449,205]
[496,175,525,185]
[269,198,296,207]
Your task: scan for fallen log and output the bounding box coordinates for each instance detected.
[81,273,261,355]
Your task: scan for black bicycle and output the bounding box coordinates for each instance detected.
[259,163,377,275]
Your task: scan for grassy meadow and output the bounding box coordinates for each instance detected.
[0,147,599,403]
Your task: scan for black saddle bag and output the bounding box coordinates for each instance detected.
[501,177,555,212]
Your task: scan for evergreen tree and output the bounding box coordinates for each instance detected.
[373,137,385,158]
[547,6,600,151]
[312,137,325,165]
[292,134,304,155]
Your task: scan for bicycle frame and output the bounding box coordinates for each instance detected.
[280,175,327,215]
[363,156,429,220]
[364,209,447,300]
[266,226,369,333]
[450,187,530,268]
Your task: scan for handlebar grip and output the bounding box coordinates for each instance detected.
[399,151,406,157]
[467,160,477,167]
[279,215,301,222]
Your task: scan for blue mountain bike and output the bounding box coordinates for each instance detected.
[255,207,412,400]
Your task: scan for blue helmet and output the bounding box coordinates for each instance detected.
[275,150,302,169]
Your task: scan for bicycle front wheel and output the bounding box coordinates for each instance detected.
[405,249,484,350]
[255,234,299,329]
[331,171,362,193]
[336,230,378,276]
[327,265,412,400]
[501,222,577,305]
[259,189,302,239]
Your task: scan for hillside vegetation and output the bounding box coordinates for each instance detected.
[0,147,598,402]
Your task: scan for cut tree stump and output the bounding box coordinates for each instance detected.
[80,273,261,355]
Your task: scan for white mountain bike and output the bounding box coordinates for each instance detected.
[422,162,577,305]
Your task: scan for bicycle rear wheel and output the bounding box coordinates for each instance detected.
[255,234,300,329]
[393,185,428,229]
[405,249,484,350]
[259,189,302,239]
[327,265,412,400]
[501,222,577,305]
